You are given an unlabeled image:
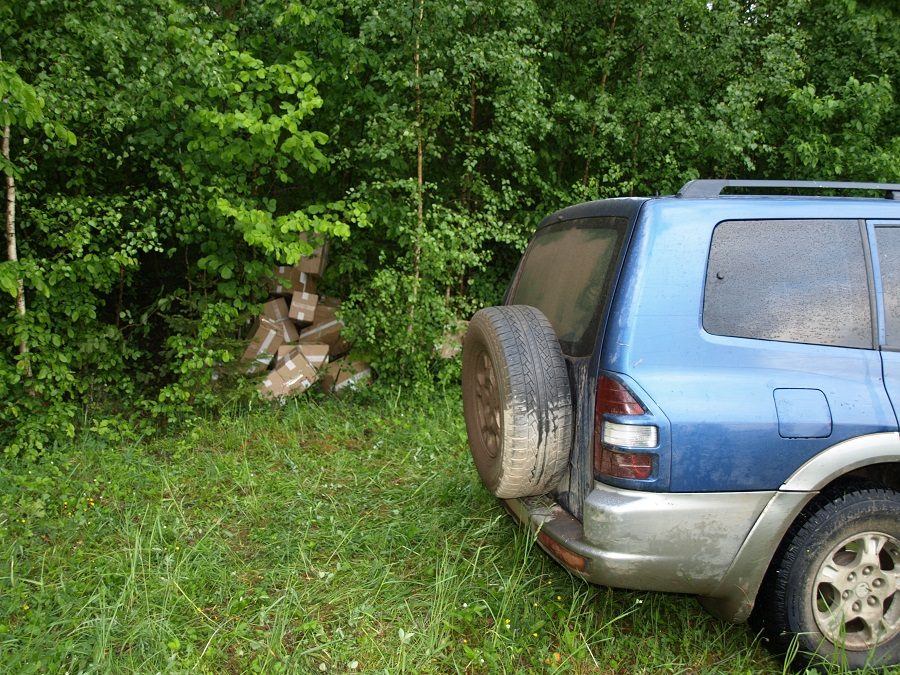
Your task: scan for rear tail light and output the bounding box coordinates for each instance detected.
[602,421,658,448]
[595,375,644,415]
[597,446,654,480]
[594,376,657,481]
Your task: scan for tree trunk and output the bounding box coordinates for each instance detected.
[408,0,425,333]
[2,123,31,377]
[460,78,477,207]
[629,44,646,197]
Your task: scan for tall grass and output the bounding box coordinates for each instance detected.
[0,390,879,673]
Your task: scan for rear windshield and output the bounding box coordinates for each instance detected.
[508,217,628,356]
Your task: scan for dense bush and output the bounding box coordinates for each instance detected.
[0,0,356,455]
[299,0,900,383]
[1,0,897,453]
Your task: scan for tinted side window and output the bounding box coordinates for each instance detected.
[704,219,872,348]
[876,227,900,347]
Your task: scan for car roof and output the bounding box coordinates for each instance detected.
[538,180,900,231]
[537,197,649,230]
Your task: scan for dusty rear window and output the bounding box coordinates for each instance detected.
[509,217,627,356]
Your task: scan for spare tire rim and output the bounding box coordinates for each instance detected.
[812,530,900,650]
[473,349,501,459]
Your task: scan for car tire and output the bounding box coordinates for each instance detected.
[756,484,900,669]
[461,305,572,499]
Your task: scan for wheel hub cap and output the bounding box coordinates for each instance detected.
[813,531,900,651]
[473,349,501,458]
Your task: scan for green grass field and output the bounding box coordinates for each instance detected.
[0,390,881,673]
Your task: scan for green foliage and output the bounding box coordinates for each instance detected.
[0,61,73,148]
[0,0,356,453]
[147,301,239,427]
[299,0,554,384]
[0,0,897,443]
[301,0,899,386]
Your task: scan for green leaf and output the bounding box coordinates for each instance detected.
[0,261,20,298]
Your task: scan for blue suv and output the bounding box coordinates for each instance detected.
[462,180,900,668]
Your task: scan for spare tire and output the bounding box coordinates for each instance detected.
[462,305,573,498]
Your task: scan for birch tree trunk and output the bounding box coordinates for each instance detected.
[2,122,31,376]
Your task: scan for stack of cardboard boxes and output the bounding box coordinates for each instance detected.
[240,240,372,398]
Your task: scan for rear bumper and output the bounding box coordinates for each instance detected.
[504,482,780,620]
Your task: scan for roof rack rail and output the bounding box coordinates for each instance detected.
[678,179,900,200]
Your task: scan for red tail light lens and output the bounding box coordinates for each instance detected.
[594,376,656,481]
[596,376,644,415]
[597,448,654,480]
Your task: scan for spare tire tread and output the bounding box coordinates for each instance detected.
[462,305,573,498]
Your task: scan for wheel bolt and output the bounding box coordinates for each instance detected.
[853,601,861,612]
[842,590,851,599]
[873,579,883,588]
[848,572,856,582]
[863,566,872,576]
[868,596,878,607]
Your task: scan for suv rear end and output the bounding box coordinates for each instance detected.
[462,180,900,668]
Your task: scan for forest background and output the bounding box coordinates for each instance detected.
[1,0,898,455]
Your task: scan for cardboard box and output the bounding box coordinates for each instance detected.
[246,352,275,374]
[299,302,347,353]
[262,297,291,323]
[298,343,330,370]
[279,350,318,391]
[241,319,284,373]
[276,344,300,367]
[258,351,318,398]
[300,302,344,344]
[297,234,329,276]
[320,359,371,393]
[251,300,301,344]
[275,342,329,370]
[270,265,317,296]
[437,320,469,359]
[258,370,286,398]
[270,265,297,295]
[271,316,300,343]
[289,291,319,324]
